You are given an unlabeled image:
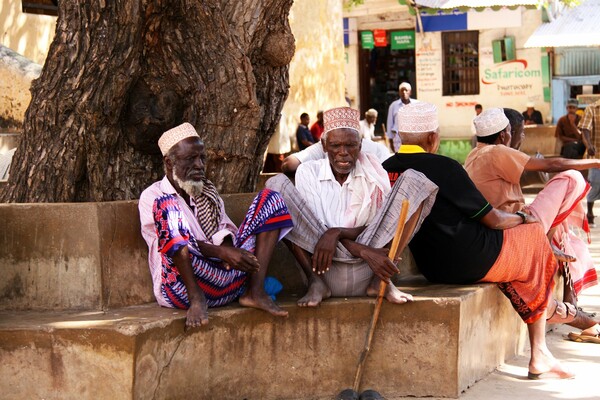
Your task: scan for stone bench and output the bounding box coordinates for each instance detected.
[0,283,525,399]
[0,196,527,399]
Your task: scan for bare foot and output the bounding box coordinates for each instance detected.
[367,282,413,304]
[239,289,289,317]
[529,348,575,380]
[186,301,209,329]
[297,277,331,307]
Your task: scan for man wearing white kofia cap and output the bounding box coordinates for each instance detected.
[383,101,576,380]
[386,82,418,152]
[139,123,294,328]
[465,107,600,342]
[267,107,438,307]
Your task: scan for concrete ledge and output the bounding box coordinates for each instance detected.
[0,282,527,399]
[0,201,154,310]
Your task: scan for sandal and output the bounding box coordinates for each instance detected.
[568,327,600,344]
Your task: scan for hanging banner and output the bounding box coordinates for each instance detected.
[391,31,415,50]
[361,31,374,49]
[373,29,388,47]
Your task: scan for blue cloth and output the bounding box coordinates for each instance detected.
[264,276,283,301]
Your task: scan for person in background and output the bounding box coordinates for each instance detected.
[359,109,378,141]
[386,82,417,152]
[296,112,314,151]
[470,104,483,148]
[556,99,585,159]
[523,102,543,125]
[310,110,324,142]
[579,95,600,226]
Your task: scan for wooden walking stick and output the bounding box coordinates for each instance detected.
[352,199,410,393]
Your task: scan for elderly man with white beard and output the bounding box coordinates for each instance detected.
[139,123,294,328]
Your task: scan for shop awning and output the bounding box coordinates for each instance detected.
[413,0,541,10]
[524,0,600,48]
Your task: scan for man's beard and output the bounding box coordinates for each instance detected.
[173,171,205,198]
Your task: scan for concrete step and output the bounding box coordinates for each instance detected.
[0,280,526,400]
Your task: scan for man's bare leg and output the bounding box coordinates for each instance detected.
[528,311,574,379]
[239,229,288,317]
[284,240,331,307]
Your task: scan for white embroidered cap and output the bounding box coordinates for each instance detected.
[396,102,439,133]
[399,82,411,91]
[158,122,200,155]
[323,107,361,136]
[473,107,510,137]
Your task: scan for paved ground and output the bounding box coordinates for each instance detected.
[393,194,600,400]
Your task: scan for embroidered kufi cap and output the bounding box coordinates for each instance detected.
[396,102,439,133]
[365,108,378,117]
[526,101,535,108]
[158,122,200,156]
[567,98,578,107]
[323,107,361,136]
[473,107,510,137]
[399,82,411,91]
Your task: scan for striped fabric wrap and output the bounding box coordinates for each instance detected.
[153,188,293,309]
[193,178,222,241]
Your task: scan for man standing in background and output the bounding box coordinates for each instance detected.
[296,112,314,151]
[579,96,600,225]
[310,110,324,142]
[386,82,417,152]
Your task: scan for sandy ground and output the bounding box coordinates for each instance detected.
[391,194,600,400]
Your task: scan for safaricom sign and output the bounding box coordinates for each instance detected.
[482,59,541,85]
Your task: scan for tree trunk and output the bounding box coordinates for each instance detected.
[1,0,294,202]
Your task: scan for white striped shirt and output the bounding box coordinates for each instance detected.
[295,153,390,229]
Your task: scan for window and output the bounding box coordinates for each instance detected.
[442,31,479,96]
[22,0,58,16]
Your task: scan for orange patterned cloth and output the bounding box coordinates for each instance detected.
[480,223,558,324]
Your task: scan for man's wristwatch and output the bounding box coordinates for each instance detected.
[515,211,527,224]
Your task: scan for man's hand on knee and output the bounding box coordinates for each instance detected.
[219,246,260,273]
[360,246,399,282]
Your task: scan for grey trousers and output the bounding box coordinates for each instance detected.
[266,169,438,296]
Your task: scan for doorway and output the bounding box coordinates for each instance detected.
[358,42,416,137]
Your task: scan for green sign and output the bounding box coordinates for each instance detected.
[361,31,374,49]
[391,31,415,50]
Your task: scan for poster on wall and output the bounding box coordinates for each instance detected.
[373,29,388,47]
[391,31,415,50]
[361,31,374,49]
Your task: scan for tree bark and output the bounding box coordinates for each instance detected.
[2,0,294,202]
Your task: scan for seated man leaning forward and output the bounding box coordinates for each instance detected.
[383,102,573,379]
[266,107,438,307]
[465,108,600,341]
[139,123,294,328]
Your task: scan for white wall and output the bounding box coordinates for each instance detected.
[415,8,546,137]
[0,0,56,65]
